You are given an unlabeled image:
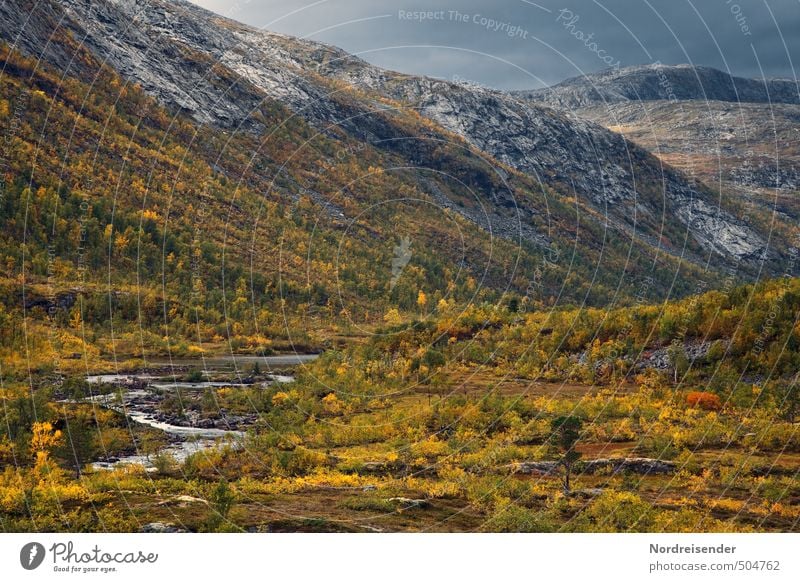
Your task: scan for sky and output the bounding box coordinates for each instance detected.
[190,0,800,90]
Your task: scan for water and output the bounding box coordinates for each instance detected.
[149,381,252,390]
[86,374,157,385]
[86,353,316,470]
[87,389,245,470]
[87,375,294,389]
[147,353,319,370]
[92,438,237,471]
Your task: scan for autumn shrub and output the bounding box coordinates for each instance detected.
[581,490,655,532]
[152,451,179,476]
[653,506,749,533]
[686,391,722,411]
[205,479,237,532]
[0,467,27,514]
[67,507,139,532]
[275,447,328,476]
[31,481,89,511]
[672,412,731,449]
[751,422,800,452]
[409,436,448,460]
[84,465,154,494]
[755,475,794,504]
[481,501,555,532]
[514,418,550,445]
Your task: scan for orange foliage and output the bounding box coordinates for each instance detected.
[686,391,722,411]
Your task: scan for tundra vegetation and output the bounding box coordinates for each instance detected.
[0,33,798,533]
[2,276,799,532]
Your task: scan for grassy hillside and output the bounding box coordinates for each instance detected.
[2,277,797,532]
[0,42,528,371]
[0,40,729,377]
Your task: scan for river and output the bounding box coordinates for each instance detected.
[87,353,318,470]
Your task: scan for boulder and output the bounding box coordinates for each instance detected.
[139,522,184,533]
[509,457,674,476]
[509,461,559,475]
[388,497,430,509]
[582,457,675,475]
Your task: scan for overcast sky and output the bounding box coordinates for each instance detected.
[190,0,800,90]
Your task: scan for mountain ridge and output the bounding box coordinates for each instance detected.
[517,64,800,226]
[1,0,795,313]
[515,63,800,109]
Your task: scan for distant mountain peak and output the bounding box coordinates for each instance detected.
[516,64,800,108]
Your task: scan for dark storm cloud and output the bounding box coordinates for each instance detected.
[191,0,800,89]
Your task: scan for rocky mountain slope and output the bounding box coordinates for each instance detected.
[516,65,800,225]
[1,0,794,307]
[516,63,800,109]
[577,101,800,221]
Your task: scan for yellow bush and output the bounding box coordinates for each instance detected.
[0,482,26,513]
[33,480,89,508]
[0,437,15,464]
[31,422,63,455]
[321,393,343,415]
[410,436,448,459]
[272,391,291,407]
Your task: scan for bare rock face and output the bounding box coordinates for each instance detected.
[515,66,800,252]
[139,522,185,533]
[510,458,675,476]
[0,0,787,275]
[515,64,800,109]
[636,340,720,371]
[318,55,776,267]
[581,458,675,475]
[561,99,800,225]
[510,461,560,475]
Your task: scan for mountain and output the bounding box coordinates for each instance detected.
[3,2,800,535]
[3,1,790,274]
[0,0,797,365]
[516,63,800,109]
[515,65,800,224]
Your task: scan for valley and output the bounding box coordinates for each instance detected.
[3,277,799,532]
[0,0,798,534]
